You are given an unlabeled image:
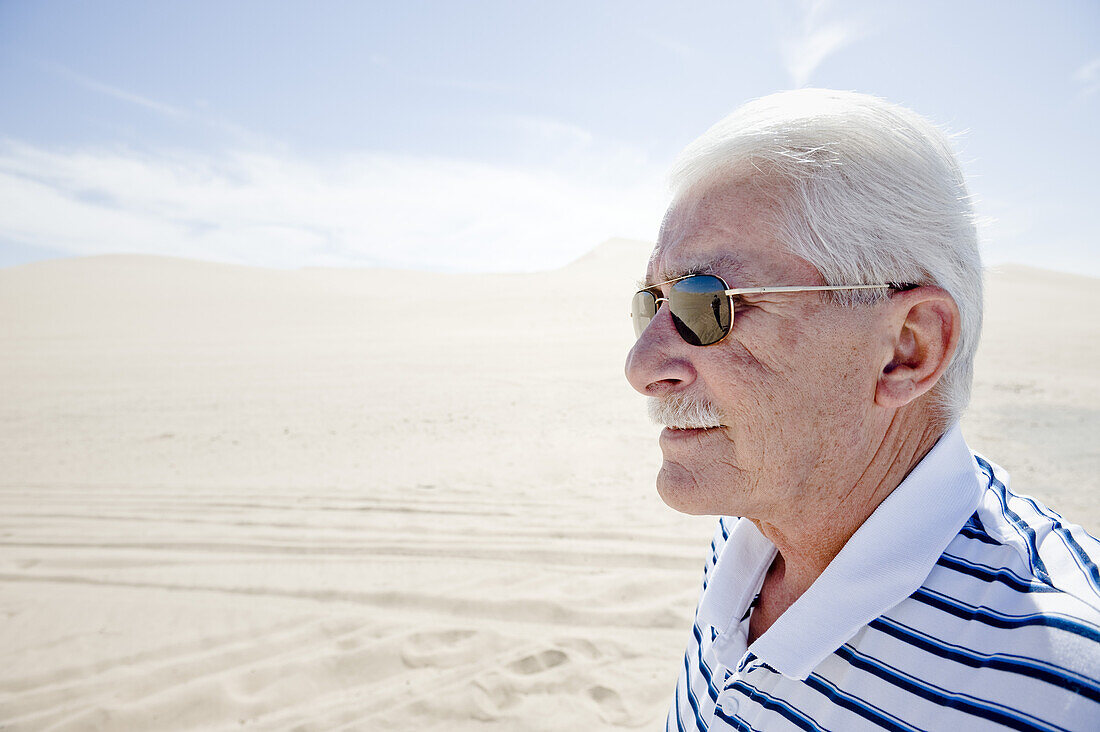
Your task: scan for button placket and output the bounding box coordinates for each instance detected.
[718,661,749,720]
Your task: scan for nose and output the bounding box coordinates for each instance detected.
[624,311,698,396]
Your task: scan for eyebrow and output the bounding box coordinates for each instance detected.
[639,254,750,289]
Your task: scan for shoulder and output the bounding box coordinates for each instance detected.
[967,452,1100,611]
[891,453,1100,713]
[872,456,1100,728]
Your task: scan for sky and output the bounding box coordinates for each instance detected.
[0,0,1098,274]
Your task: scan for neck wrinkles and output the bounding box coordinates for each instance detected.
[750,407,947,601]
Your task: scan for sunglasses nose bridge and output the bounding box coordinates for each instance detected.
[638,296,669,337]
[633,292,683,343]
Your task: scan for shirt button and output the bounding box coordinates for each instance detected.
[718,688,740,715]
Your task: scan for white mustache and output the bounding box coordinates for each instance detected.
[648,392,724,429]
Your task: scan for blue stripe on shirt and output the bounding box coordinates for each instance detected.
[671,673,688,732]
[959,524,1002,546]
[691,619,720,702]
[833,644,1071,732]
[936,552,1057,593]
[724,680,824,731]
[681,646,708,732]
[979,458,1099,584]
[911,587,1100,643]
[1010,490,1100,599]
[801,671,920,732]
[868,615,1100,703]
[975,456,1052,584]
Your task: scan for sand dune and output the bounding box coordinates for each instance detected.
[0,243,1096,730]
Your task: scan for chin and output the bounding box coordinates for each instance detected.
[655,464,725,516]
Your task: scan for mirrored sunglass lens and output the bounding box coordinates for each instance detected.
[631,290,657,338]
[669,275,731,346]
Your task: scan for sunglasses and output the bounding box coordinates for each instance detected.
[632,274,905,346]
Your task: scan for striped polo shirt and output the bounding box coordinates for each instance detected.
[667,425,1100,731]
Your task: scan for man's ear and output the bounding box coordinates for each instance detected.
[875,286,961,409]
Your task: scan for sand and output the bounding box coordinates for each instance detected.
[0,242,1096,730]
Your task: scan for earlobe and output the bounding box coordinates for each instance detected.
[874,288,960,410]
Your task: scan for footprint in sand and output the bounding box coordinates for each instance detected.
[401,628,480,669]
[470,673,520,718]
[469,647,570,719]
[507,648,568,675]
[588,684,633,725]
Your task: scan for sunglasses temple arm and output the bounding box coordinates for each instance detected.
[721,284,895,296]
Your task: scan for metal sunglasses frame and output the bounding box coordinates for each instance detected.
[633,274,908,345]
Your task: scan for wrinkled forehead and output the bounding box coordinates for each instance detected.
[642,252,750,289]
[644,179,786,287]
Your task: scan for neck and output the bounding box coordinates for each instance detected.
[751,407,947,605]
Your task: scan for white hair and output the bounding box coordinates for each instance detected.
[649,391,724,429]
[669,89,982,423]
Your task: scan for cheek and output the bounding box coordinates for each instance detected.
[771,316,875,391]
[721,321,875,451]
[776,336,883,447]
[710,324,805,408]
[766,315,820,372]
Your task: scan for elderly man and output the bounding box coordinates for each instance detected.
[626,90,1100,731]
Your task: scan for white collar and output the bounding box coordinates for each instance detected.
[697,424,983,680]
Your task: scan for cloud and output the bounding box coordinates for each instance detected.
[781,0,866,88]
[5,67,661,271]
[499,114,595,148]
[0,140,666,272]
[43,62,271,147]
[14,66,660,271]
[47,63,188,118]
[1074,56,1100,99]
